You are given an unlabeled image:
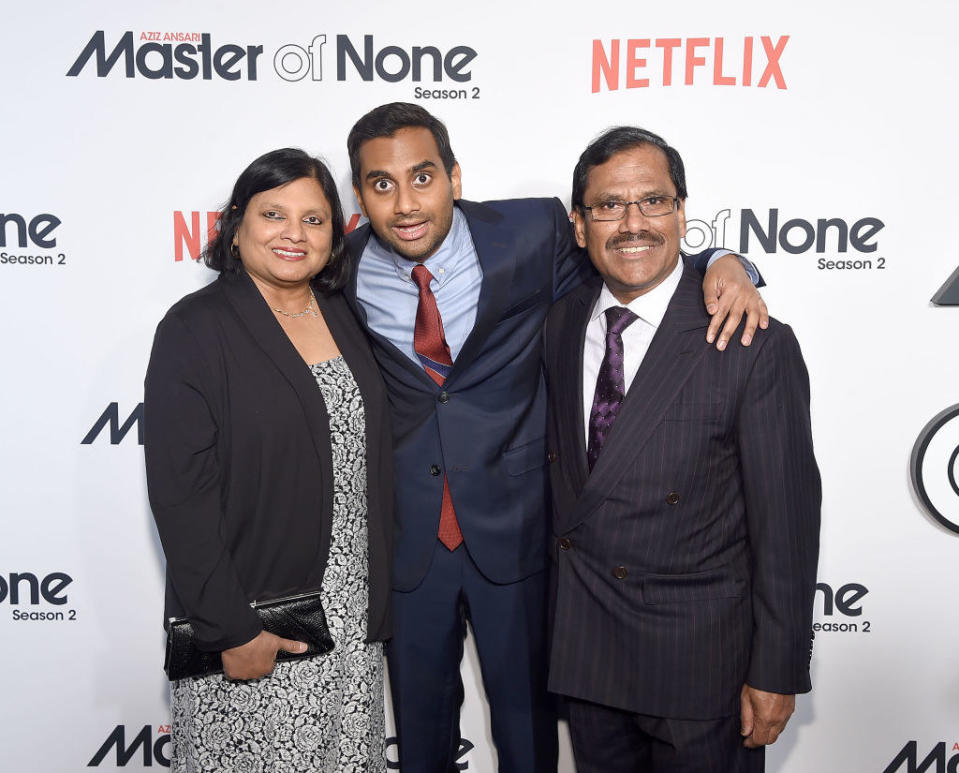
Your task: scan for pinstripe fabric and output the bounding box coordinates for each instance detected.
[544,261,821,722]
[567,698,764,772]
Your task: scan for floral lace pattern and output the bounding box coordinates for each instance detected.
[170,356,384,772]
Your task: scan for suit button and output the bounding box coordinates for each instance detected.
[429,465,441,476]
[666,491,680,505]
[547,450,558,463]
[559,538,572,551]
[438,391,450,404]
[613,566,628,580]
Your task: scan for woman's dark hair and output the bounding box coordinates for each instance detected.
[347,102,457,188]
[202,148,349,292]
[571,126,688,211]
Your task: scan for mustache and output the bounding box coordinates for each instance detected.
[606,232,665,250]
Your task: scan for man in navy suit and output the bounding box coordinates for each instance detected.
[342,103,767,772]
[544,126,821,771]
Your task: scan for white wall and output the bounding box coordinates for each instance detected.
[2,1,958,770]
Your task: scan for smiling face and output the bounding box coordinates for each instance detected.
[233,176,333,292]
[573,143,686,305]
[353,126,462,262]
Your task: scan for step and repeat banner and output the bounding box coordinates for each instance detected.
[2,1,958,770]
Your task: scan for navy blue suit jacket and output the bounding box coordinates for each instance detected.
[345,198,721,593]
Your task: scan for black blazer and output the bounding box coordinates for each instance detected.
[544,261,820,719]
[144,269,393,652]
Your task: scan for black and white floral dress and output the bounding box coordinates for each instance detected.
[169,356,384,772]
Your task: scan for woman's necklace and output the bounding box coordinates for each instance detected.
[272,289,317,319]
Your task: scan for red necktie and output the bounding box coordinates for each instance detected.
[411,265,463,551]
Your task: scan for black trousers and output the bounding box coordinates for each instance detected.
[567,697,765,773]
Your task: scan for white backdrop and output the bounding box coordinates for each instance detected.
[2,1,958,770]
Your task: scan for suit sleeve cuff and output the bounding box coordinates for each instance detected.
[706,249,763,286]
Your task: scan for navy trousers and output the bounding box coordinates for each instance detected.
[387,542,557,773]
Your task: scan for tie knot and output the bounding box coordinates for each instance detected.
[411,264,434,291]
[605,306,638,337]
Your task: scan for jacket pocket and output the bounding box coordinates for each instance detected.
[498,288,547,322]
[643,571,745,604]
[503,437,547,476]
[664,399,723,423]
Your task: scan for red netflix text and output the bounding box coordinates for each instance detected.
[173,211,362,262]
[591,36,789,93]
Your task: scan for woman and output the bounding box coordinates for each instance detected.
[144,148,392,772]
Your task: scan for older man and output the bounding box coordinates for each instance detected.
[543,126,821,772]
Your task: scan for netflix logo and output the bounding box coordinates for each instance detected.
[591,35,789,93]
[173,210,363,262]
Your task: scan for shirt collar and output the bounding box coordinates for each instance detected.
[367,206,469,288]
[590,256,684,330]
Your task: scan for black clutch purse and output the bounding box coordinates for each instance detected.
[164,590,334,681]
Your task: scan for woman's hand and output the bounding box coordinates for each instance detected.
[221,630,307,680]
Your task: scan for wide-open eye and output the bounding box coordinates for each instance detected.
[413,173,432,187]
[373,178,394,193]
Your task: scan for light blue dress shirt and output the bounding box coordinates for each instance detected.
[355,207,482,364]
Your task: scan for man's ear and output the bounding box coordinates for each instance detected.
[572,208,587,249]
[450,163,462,200]
[353,186,368,218]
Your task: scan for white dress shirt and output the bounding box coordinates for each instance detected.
[582,257,684,446]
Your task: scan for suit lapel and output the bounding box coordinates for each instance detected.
[555,280,599,499]
[219,270,332,469]
[446,200,516,384]
[567,262,712,530]
[342,225,368,319]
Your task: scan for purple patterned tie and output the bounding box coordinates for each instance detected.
[587,306,639,471]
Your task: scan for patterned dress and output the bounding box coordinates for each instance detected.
[170,356,384,772]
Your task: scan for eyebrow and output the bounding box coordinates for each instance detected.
[593,185,677,202]
[364,159,437,183]
[259,201,327,215]
[590,188,675,201]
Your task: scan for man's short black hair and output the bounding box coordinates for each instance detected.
[571,126,687,211]
[347,102,457,188]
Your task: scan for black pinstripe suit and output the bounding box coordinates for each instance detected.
[544,261,820,761]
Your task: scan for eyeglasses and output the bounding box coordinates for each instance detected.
[582,196,680,222]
